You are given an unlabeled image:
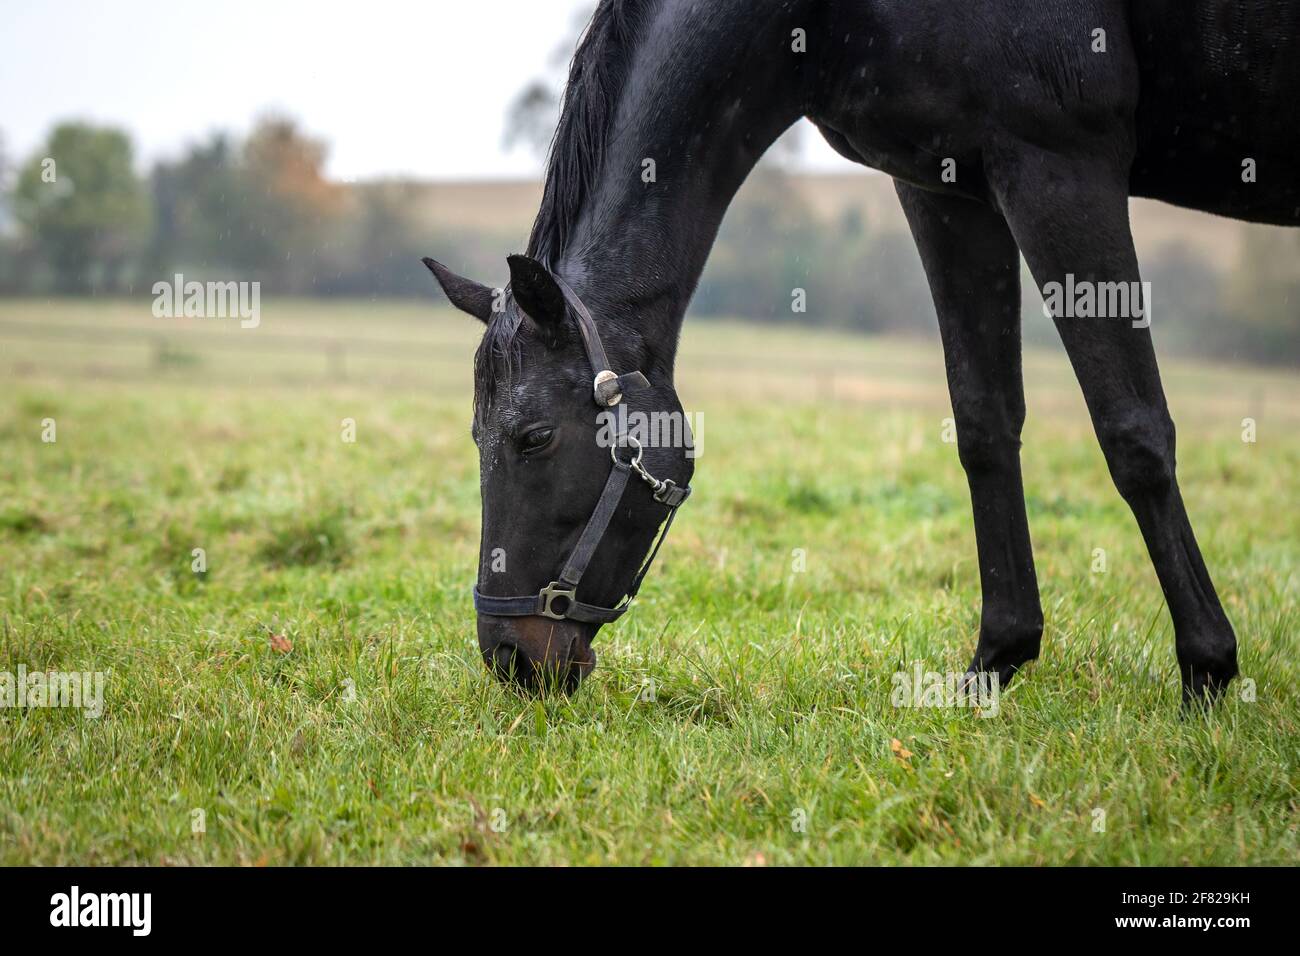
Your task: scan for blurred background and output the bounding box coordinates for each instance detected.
[1,0,1296,379]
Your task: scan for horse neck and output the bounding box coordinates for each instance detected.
[553,0,808,379]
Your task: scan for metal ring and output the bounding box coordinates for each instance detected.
[610,433,642,468]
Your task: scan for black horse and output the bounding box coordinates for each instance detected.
[425,0,1298,701]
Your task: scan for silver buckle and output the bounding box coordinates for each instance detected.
[593,369,621,406]
[538,581,577,620]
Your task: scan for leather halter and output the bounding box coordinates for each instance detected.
[471,276,692,624]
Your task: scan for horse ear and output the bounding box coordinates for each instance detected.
[507,254,567,333]
[421,257,494,323]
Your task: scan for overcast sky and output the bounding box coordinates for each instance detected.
[0,0,849,181]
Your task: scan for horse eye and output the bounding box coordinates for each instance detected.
[521,427,554,452]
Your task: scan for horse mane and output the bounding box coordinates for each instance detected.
[525,0,661,266]
[475,0,659,423]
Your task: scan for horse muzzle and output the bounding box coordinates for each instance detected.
[477,614,598,693]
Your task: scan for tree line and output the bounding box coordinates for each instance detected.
[0,118,437,299]
[0,118,1295,365]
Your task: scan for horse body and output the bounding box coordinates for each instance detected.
[1130,0,1300,222]
[813,0,1300,220]
[427,0,1297,699]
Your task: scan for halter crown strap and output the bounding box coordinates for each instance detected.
[551,273,650,406]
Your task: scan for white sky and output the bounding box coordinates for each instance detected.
[0,0,849,181]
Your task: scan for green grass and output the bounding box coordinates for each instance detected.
[0,298,1297,865]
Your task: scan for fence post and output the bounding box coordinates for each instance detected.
[328,341,346,381]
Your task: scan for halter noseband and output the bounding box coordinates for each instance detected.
[471,275,692,625]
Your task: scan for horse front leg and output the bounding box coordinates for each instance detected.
[991,142,1239,705]
[896,181,1044,687]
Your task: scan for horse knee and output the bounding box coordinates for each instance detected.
[954,410,1023,476]
[1097,408,1175,502]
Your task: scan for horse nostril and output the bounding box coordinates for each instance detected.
[563,662,588,694]
[477,617,600,694]
[488,642,528,684]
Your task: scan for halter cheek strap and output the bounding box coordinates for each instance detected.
[471,276,692,624]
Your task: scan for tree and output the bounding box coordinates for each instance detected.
[505,4,803,166]
[240,116,345,291]
[0,130,12,232]
[504,4,597,159]
[12,122,149,293]
[0,130,22,293]
[147,133,250,277]
[1226,225,1300,363]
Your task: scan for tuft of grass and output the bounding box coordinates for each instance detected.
[782,482,837,515]
[258,509,353,569]
[0,506,49,536]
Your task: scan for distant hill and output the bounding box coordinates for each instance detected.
[416,179,540,241]
[411,170,1254,269]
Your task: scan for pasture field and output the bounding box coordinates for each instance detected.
[0,298,1297,865]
